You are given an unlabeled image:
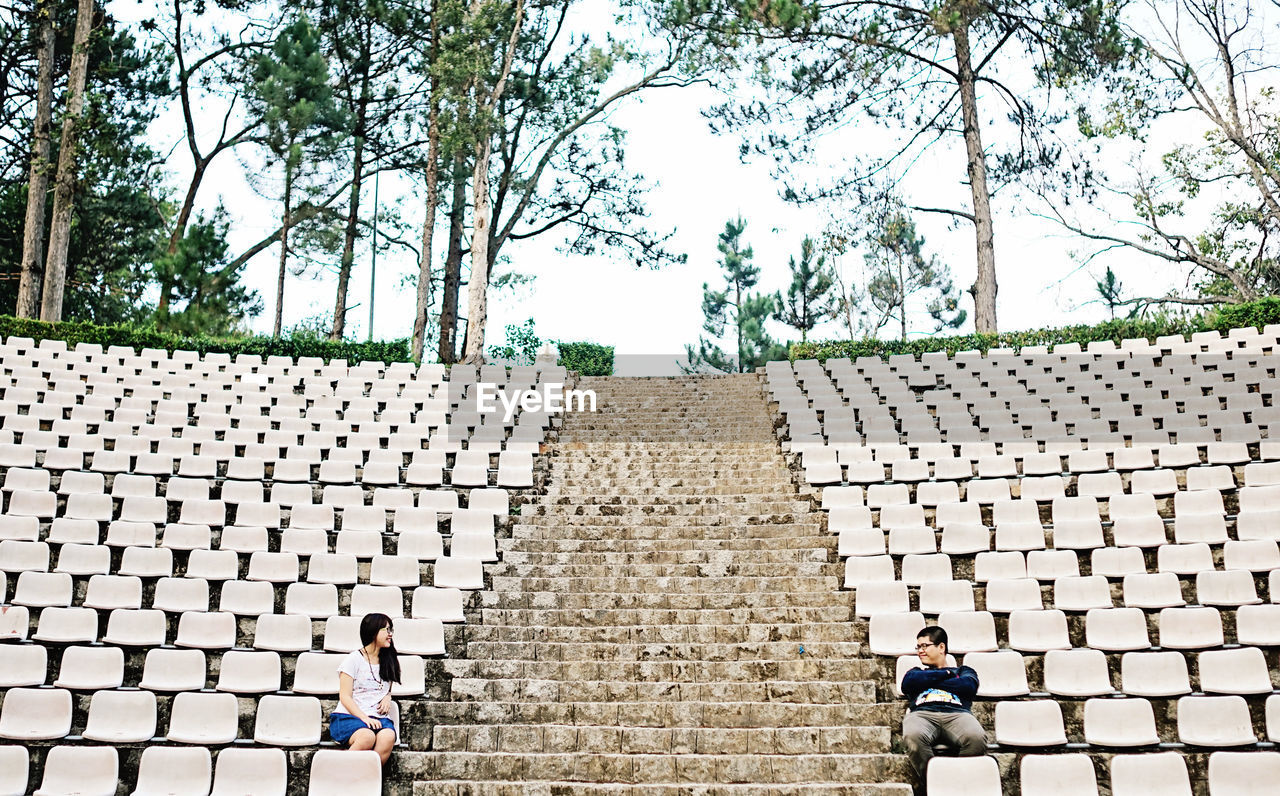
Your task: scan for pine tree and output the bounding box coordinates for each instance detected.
[863,212,966,341]
[686,217,787,372]
[249,14,348,336]
[774,236,836,343]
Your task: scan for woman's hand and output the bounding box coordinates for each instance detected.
[363,714,382,730]
[377,695,393,717]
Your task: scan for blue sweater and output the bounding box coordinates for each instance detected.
[901,665,980,713]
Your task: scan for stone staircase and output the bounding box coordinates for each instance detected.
[402,374,912,794]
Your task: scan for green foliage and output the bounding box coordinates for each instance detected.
[558,341,613,376]
[687,216,787,372]
[0,315,411,362]
[1094,266,1127,321]
[151,209,261,336]
[861,210,965,341]
[774,236,837,343]
[488,318,541,365]
[790,297,1280,361]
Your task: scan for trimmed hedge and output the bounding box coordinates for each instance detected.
[790,298,1280,362]
[558,341,614,376]
[0,316,412,363]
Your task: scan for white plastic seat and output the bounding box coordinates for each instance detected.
[34,606,100,644]
[253,695,322,746]
[984,578,1043,612]
[0,745,28,795]
[307,553,358,585]
[217,649,283,693]
[1207,751,1280,795]
[32,746,117,796]
[1091,546,1147,578]
[936,611,997,653]
[1130,468,1179,496]
[1086,607,1151,651]
[1123,572,1186,608]
[867,611,925,656]
[184,548,238,580]
[13,571,72,608]
[104,520,158,548]
[82,689,157,742]
[308,749,382,796]
[0,644,47,687]
[1083,697,1159,747]
[1198,647,1274,694]
[900,554,953,585]
[412,586,466,622]
[433,556,484,590]
[974,551,1025,581]
[854,581,909,617]
[0,540,49,572]
[139,647,208,692]
[253,613,313,652]
[210,748,287,796]
[349,584,405,617]
[1197,570,1261,606]
[1053,575,1112,611]
[0,688,73,741]
[0,605,26,641]
[1236,603,1280,646]
[335,530,383,558]
[1178,695,1257,746]
[173,610,237,649]
[118,546,173,577]
[1043,648,1114,696]
[1223,539,1280,572]
[1006,608,1070,652]
[291,651,344,693]
[130,745,212,796]
[1020,753,1099,795]
[963,650,1029,697]
[1110,752,1192,796]
[1120,650,1191,696]
[994,700,1067,746]
[0,515,39,542]
[285,582,339,618]
[153,576,211,612]
[393,617,445,656]
[925,755,1001,796]
[1158,606,1224,649]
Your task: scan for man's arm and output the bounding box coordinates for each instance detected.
[937,666,980,700]
[901,667,951,700]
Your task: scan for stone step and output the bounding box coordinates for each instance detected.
[478,590,854,611]
[430,723,891,754]
[478,605,854,626]
[440,658,879,683]
[413,781,912,795]
[458,622,859,645]
[398,751,909,786]
[527,498,808,511]
[484,562,840,579]
[511,520,821,534]
[498,549,831,565]
[444,678,878,705]
[458,640,861,662]
[415,700,899,729]
[487,575,841,593]
[498,538,836,554]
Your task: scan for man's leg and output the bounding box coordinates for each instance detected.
[935,711,988,756]
[902,711,942,781]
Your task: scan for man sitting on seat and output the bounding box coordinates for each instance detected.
[900,625,987,787]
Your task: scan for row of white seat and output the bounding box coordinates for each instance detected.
[1,643,443,692]
[929,751,1274,796]
[869,606,1278,655]
[0,744,380,796]
[1,598,464,648]
[810,442,1270,474]
[894,646,1279,699]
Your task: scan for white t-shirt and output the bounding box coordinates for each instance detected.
[338,649,391,717]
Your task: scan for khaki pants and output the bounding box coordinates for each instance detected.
[902,709,988,781]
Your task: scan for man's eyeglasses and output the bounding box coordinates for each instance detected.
[915,642,938,652]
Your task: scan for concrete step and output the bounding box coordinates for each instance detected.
[511,520,822,534]
[415,700,899,729]
[458,640,862,662]
[525,499,809,512]
[478,605,854,626]
[413,781,912,795]
[483,562,841,579]
[440,658,880,683]
[443,678,878,705]
[398,751,909,786]
[458,621,860,645]
[487,575,842,593]
[498,549,831,565]
[498,537,836,554]
[430,723,891,754]
[478,590,855,611]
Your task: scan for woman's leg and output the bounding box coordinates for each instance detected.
[373,727,396,764]
[348,728,377,751]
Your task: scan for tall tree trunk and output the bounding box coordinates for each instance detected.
[462,136,494,365]
[953,21,997,334]
[412,8,442,363]
[17,0,54,318]
[898,255,907,342]
[39,0,95,323]
[273,163,295,337]
[156,162,206,317]
[437,153,467,364]
[331,131,366,339]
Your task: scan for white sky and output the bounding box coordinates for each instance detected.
[107,0,1250,374]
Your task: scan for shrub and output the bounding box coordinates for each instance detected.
[0,316,412,363]
[789,297,1280,361]
[558,341,613,376]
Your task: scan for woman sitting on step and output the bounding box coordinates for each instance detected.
[330,613,402,764]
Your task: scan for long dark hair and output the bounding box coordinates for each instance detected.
[359,613,401,684]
